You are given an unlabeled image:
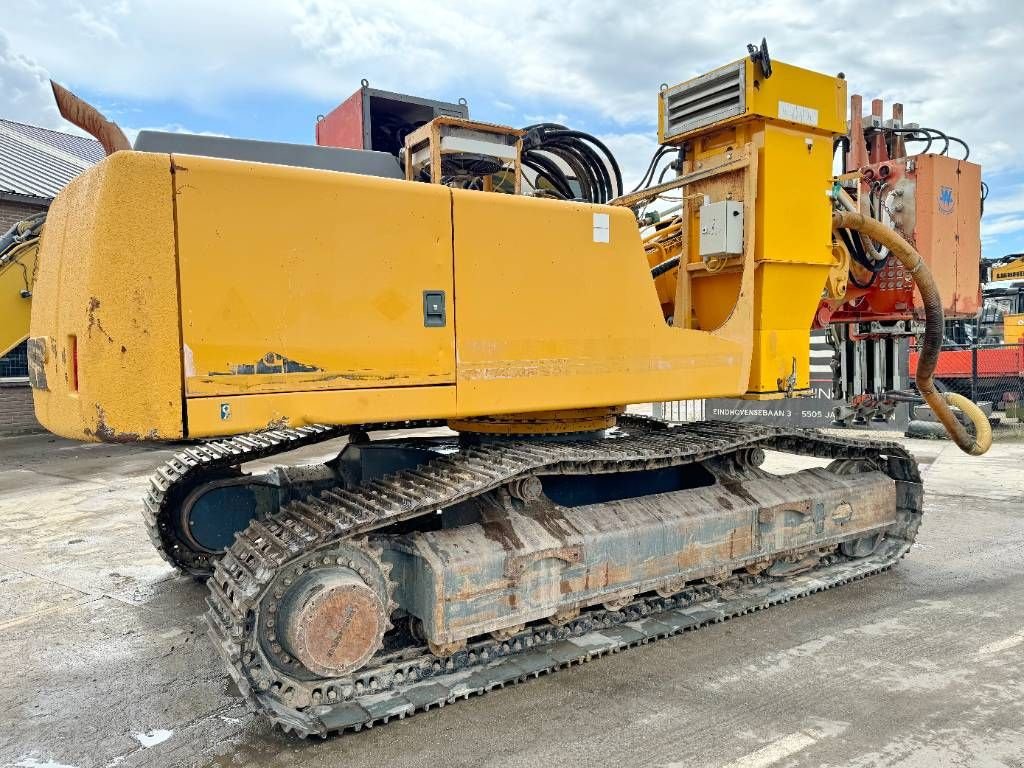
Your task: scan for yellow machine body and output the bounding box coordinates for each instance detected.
[29,59,846,441]
[0,238,37,359]
[24,53,988,735]
[1005,315,1024,345]
[659,59,846,396]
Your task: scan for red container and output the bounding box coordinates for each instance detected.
[315,84,468,156]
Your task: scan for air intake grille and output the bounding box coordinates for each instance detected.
[662,61,746,140]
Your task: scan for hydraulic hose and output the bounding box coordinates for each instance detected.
[650,255,680,278]
[521,123,623,203]
[835,188,888,264]
[832,211,991,455]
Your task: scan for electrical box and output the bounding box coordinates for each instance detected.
[699,200,743,259]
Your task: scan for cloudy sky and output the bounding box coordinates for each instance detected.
[4,0,1023,255]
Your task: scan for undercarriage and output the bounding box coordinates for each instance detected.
[142,418,922,737]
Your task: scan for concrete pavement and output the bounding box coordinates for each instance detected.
[1,430,1022,768]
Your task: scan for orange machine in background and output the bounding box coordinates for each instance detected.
[817,95,981,328]
[819,92,983,423]
[821,155,981,325]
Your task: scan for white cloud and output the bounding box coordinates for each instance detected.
[984,184,1024,217]
[979,182,1024,250]
[3,0,1024,178]
[5,0,302,109]
[0,30,61,128]
[522,113,570,127]
[982,216,1024,237]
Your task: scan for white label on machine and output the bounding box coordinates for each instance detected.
[593,212,610,243]
[778,100,819,127]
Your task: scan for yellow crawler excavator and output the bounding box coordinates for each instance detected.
[25,44,990,735]
[0,213,42,360]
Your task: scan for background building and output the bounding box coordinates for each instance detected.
[0,118,102,435]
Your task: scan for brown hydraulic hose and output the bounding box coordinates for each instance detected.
[50,81,131,156]
[832,210,992,456]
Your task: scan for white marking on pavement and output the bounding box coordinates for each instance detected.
[977,631,1024,657]
[133,729,173,747]
[718,732,818,768]
[662,720,848,768]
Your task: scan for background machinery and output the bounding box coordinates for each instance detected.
[907,254,1024,414]
[0,213,43,360]
[811,88,985,426]
[24,44,989,736]
[980,254,1024,344]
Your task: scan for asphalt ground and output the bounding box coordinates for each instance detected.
[1,428,1022,768]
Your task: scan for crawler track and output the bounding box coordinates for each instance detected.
[142,421,444,576]
[200,421,921,737]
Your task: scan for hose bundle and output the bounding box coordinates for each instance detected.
[831,126,971,171]
[372,114,426,157]
[630,145,678,193]
[521,123,623,204]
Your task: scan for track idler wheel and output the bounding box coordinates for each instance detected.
[655,578,688,598]
[602,592,635,611]
[490,624,526,641]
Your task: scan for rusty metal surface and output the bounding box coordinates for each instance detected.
[387,467,896,645]
[203,420,922,737]
[26,336,47,391]
[311,549,907,735]
[271,542,394,678]
[49,81,130,156]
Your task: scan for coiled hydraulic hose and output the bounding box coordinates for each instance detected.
[832,211,991,455]
[521,123,623,204]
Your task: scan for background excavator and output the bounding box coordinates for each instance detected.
[904,253,1024,416]
[19,42,990,736]
[980,254,1024,344]
[0,213,42,360]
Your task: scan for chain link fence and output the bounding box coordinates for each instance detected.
[917,342,1024,438]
